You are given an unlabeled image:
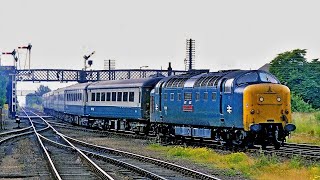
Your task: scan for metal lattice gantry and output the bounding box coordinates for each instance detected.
[15,69,188,83]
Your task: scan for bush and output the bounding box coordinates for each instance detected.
[315,112,320,122]
[291,93,314,112]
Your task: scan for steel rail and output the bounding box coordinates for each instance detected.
[63,135,220,180]
[38,133,167,180]
[0,126,32,136]
[30,111,115,180]
[21,108,62,180]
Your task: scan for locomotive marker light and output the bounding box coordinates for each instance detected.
[277,97,281,102]
[259,97,264,102]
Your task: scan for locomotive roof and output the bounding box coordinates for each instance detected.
[87,77,163,89]
[163,70,257,88]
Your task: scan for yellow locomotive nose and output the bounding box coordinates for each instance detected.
[243,84,292,131]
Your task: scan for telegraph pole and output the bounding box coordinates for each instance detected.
[185,39,195,71]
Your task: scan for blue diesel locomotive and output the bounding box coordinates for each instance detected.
[43,70,296,149]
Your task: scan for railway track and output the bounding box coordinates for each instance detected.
[23,109,220,180]
[44,115,320,162]
[253,143,320,161]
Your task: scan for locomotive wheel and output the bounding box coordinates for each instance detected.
[274,141,281,150]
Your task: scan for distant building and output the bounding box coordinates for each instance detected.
[258,63,270,72]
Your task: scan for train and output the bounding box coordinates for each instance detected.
[43,69,296,149]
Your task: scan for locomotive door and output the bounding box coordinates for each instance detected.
[151,81,165,123]
[219,78,234,126]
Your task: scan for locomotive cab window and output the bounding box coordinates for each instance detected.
[259,72,279,83]
[237,72,259,86]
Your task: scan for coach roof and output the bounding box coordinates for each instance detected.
[87,77,163,90]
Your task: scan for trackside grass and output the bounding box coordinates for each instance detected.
[148,144,320,179]
[287,112,320,145]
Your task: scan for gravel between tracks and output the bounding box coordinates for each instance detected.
[0,135,51,179]
[57,128,247,180]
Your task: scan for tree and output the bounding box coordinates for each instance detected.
[26,85,51,108]
[270,49,320,111]
[0,68,8,129]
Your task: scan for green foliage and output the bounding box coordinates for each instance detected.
[148,144,320,179]
[270,49,320,111]
[254,154,280,168]
[26,85,51,107]
[315,112,320,122]
[289,156,303,169]
[0,68,8,107]
[291,94,314,112]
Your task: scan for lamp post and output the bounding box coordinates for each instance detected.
[139,66,148,78]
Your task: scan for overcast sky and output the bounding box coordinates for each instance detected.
[1,0,320,99]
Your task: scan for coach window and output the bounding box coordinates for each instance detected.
[170,93,174,101]
[101,92,106,101]
[177,93,181,101]
[117,92,122,101]
[112,92,117,101]
[212,92,217,101]
[224,78,234,93]
[196,92,200,101]
[91,93,96,101]
[129,92,134,102]
[123,92,128,101]
[106,92,111,101]
[96,92,101,101]
[204,92,208,100]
